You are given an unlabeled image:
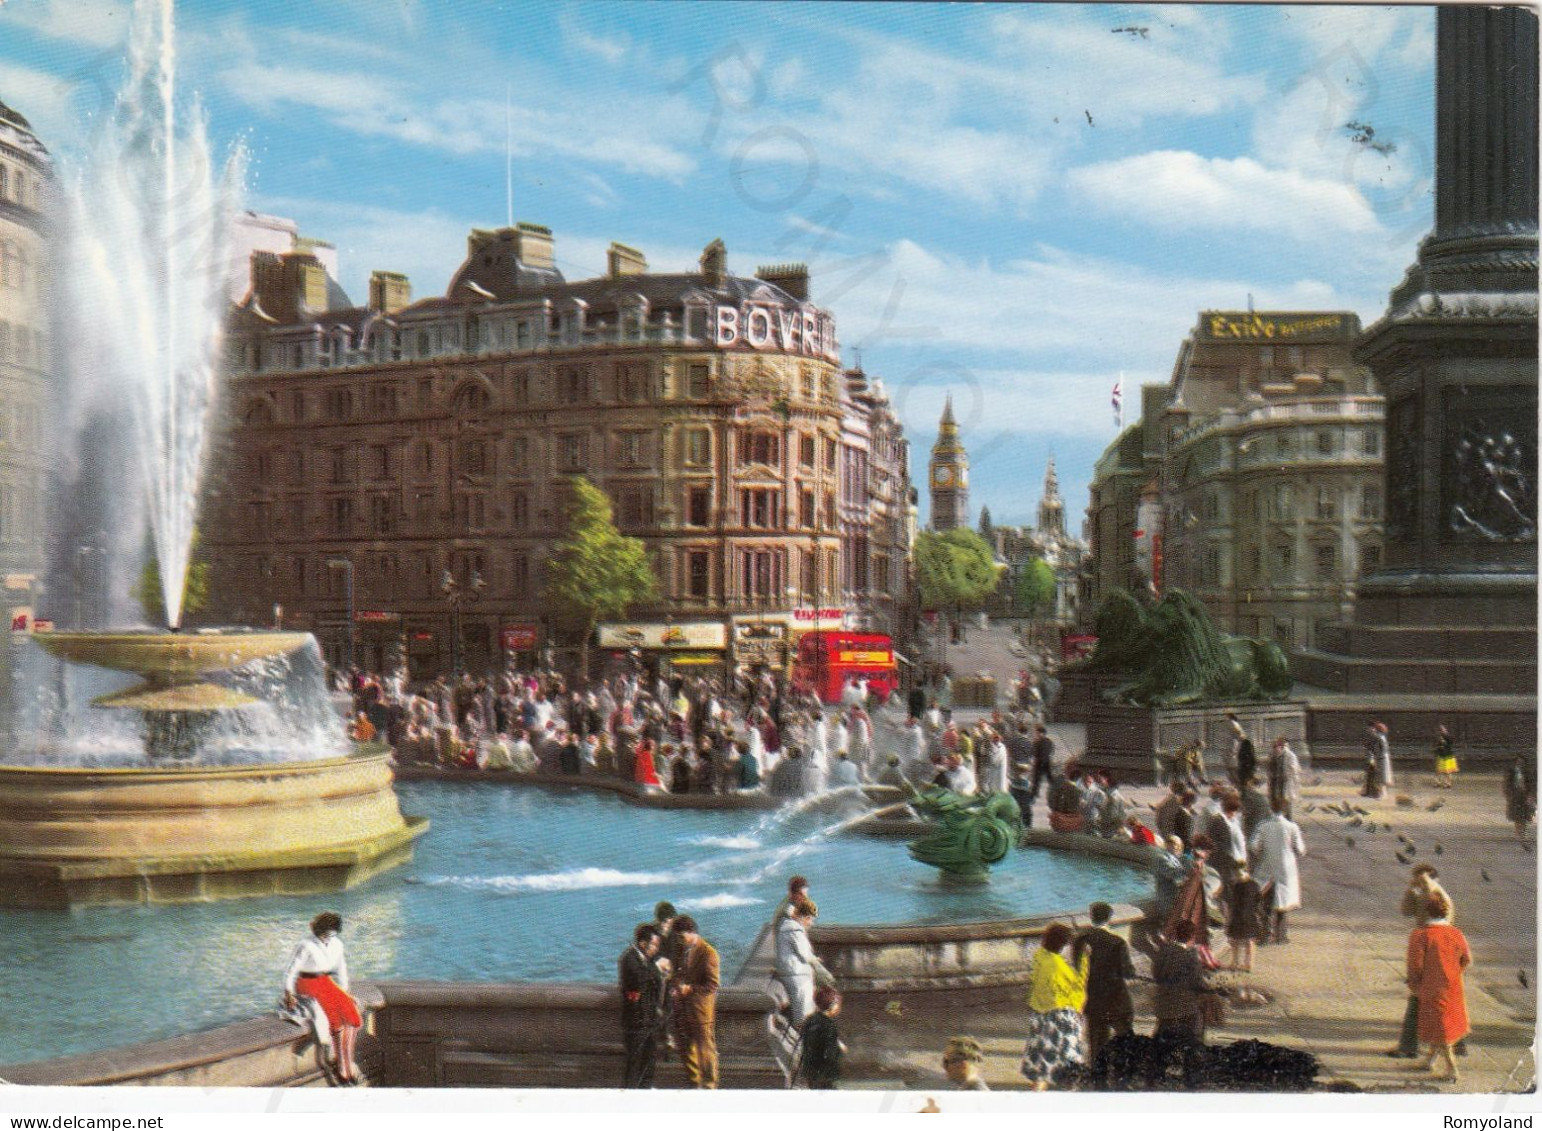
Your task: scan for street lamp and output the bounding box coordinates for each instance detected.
[327,558,355,674]
[441,567,485,676]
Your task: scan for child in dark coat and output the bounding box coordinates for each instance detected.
[1226,865,1264,973]
[797,987,846,1089]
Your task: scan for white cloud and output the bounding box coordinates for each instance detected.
[560,16,628,65]
[0,0,127,48]
[1066,149,1383,243]
[0,59,82,148]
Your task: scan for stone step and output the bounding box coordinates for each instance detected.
[1291,651,1536,695]
[1314,623,1538,661]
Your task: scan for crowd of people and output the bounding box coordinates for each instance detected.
[301,662,1512,1093]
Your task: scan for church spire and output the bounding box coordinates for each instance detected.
[1038,454,1065,539]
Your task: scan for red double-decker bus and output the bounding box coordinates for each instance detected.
[790,631,898,704]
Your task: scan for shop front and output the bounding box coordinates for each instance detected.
[596,622,730,685]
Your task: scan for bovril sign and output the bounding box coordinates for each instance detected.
[713,303,839,361]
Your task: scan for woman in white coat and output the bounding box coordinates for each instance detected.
[1249,799,1307,945]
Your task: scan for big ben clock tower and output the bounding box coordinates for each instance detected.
[929,395,969,532]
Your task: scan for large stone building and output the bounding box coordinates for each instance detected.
[0,97,50,688]
[987,458,1087,627]
[201,225,910,678]
[1086,311,1384,648]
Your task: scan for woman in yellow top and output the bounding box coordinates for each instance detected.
[1018,922,1089,1091]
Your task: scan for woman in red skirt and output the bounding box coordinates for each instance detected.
[284,911,363,1084]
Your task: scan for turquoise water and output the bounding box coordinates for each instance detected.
[0,782,1150,1066]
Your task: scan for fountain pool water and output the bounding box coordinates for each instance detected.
[0,782,1152,1066]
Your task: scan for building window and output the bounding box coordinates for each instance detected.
[330,447,349,485]
[254,448,274,483]
[454,492,486,532]
[1268,484,1294,522]
[1361,542,1382,574]
[292,555,308,596]
[740,549,783,599]
[415,441,434,476]
[824,437,837,471]
[1245,545,1262,581]
[687,363,710,399]
[799,434,816,468]
[824,491,837,529]
[687,486,711,527]
[289,450,306,484]
[556,366,587,404]
[459,438,489,477]
[512,553,530,594]
[323,387,352,420]
[1316,430,1336,456]
[370,445,392,480]
[511,491,529,530]
[739,489,781,530]
[616,431,649,468]
[415,492,435,523]
[1275,432,1293,457]
[1273,618,1295,647]
[1271,543,1294,582]
[453,382,491,415]
[683,428,711,467]
[1361,428,1381,456]
[1359,484,1382,520]
[287,496,307,533]
[367,384,398,417]
[1316,486,1338,521]
[559,434,588,471]
[371,495,395,536]
[800,368,815,401]
[508,436,529,473]
[327,497,353,536]
[616,487,654,530]
[508,369,530,404]
[688,551,711,599]
[801,549,817,597]
[1314,542,1338,580]
[616,362,647,402]
[737,430,780,466]
[799,489,815,529]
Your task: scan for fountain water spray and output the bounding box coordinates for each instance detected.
[63,0,244,628]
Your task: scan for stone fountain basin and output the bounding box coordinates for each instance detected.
[31,631,314,681]
[0,751,427,909]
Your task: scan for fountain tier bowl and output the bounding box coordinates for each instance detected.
[0,752,428,909]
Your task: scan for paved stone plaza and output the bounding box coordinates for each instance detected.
[845,623,1537,1094]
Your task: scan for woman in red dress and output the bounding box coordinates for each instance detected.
[1406,895,1472,1084]
[633,738,663,788]
[284,911,363,1085]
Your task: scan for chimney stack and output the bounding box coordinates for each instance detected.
[369,270,411,313]
[756,263,809,301]
[607,242,648,278]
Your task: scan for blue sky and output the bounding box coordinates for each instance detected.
[0,0,1435,528]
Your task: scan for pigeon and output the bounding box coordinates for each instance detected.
[1303,803,1316,813]
[1310,776,1324,787]
[1365,822,1377,833]
[1434,844,1443,856]
[1397,834,1410,845]
[1346,836,1356,848]
[1085,109,1095,126]
[1396,795,1415,808]
[1395,851,1409,865]
[1405,844,1416,856]
[1427,799,1446,812]
[1354,806,1370,816]
[1349,816,1363,828]
[1520,970,1529,988]
[1482,869,1492,883]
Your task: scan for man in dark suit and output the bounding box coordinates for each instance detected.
[619,923,669,1088]
[1029,724,1056,805]
[670,916,721,1089]
[1072,901,1136,1066]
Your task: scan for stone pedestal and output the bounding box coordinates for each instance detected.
[1294,7,1538,759]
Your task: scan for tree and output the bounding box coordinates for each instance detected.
[914,528,1001,640]
[1014,556,1057,638]
[544,477,660,674]
[135,529,211,628]
[978,505,994,542]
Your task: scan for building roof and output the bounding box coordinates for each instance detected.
[0,97,32,132]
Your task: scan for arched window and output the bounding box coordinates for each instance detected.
[453,380,492,415]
